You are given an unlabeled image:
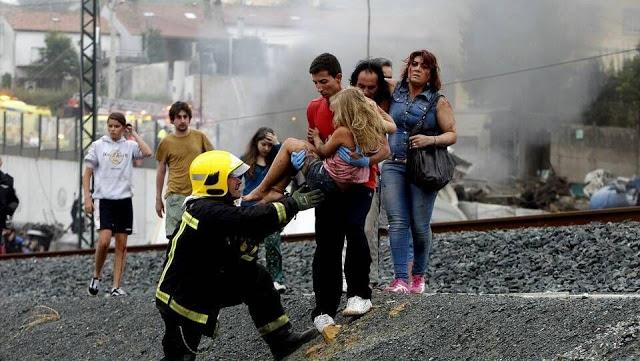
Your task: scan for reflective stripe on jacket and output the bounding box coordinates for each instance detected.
[156,196,299,326]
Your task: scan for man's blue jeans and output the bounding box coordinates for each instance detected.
[381,162,437,281]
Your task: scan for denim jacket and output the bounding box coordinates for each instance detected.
[388,81,441,161]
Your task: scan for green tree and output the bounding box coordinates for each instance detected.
[144,27,166,63]
[584,49,640,128]
[29,32,80,89]
[1,73,11,88]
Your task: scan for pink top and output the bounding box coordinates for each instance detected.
[323,152,369,184]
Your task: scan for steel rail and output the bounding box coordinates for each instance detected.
[2,206,639,261]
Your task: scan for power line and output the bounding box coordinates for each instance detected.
[444,47,640,86]
[211,107,306,124]
[211,47,640,125]
[29,47,76,79]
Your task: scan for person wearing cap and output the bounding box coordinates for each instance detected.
[155,150,324,361]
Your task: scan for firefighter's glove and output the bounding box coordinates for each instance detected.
[291,150,306,171]
[292,186,324,211]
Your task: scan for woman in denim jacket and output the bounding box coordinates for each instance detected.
[382,49,457,294]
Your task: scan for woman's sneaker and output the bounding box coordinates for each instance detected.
[409,275,426,294]
[110,288,126,297]
[384,279,409,294]
[88,277,100,296]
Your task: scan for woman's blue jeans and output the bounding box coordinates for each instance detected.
[381,161,437,281]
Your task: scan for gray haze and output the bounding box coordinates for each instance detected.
[77,0,631,181]
[201,0,640,182]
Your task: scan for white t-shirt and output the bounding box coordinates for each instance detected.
[84,135,144,199]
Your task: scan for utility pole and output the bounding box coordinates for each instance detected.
[79,0,99,248]
[107,0,117,99]
[199,47,203,129]
[366,0,371,59]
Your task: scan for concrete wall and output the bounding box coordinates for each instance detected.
[550,124,640,183]
[1,155,160,245]
[121,62,169,99]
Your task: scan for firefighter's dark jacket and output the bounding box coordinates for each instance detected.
[155,195,299,333]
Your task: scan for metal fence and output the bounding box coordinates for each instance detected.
[0,111,160,168]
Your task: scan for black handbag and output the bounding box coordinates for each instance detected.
[406,96,455,191]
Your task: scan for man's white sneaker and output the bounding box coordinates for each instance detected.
[273,281,287,293]
[342,296,372,316]
[313,314,335,333]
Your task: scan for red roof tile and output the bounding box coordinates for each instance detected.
[113,3,300,39]
[4,10,111,34]
[114,3,225,39]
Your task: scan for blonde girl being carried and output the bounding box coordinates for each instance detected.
[243,87,392,204]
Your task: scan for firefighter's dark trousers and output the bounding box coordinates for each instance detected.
[158,263,289,360]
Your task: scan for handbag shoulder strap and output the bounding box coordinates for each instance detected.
[410,93,444,135]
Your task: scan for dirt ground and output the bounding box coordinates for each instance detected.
[1,222,640,360]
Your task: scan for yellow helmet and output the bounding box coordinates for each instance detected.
[190,150,249,197]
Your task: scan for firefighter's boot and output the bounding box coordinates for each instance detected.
[263,324,318,360]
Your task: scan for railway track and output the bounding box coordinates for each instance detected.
[2,206,639,260]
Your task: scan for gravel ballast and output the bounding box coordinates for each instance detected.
[1,221,639,360]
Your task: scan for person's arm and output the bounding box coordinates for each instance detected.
[2,174,19,215]
[386,78,397,95]
[155,161,167,218]
[128,125,152,158]
[366,97,396,134]
[409,96,457,148]
[6,186,18,215]
[313,127,350,158]
[212,188,323,237]
[306,102,317,143]
[203,133,214,151]
[265,131,280,163]
[434,97,457,146]
[367,137,390,166]
[379,106,396,134]
[82,167,94,214]
[336,133,390,168]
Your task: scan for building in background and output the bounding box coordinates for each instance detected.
[0,10,112,89]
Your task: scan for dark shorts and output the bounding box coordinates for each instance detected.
[95,198,133,235]
[304,158,339,194]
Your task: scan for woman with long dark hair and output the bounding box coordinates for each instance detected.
[241,126,287,292]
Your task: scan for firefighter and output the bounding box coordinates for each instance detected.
[156,150,324,361]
